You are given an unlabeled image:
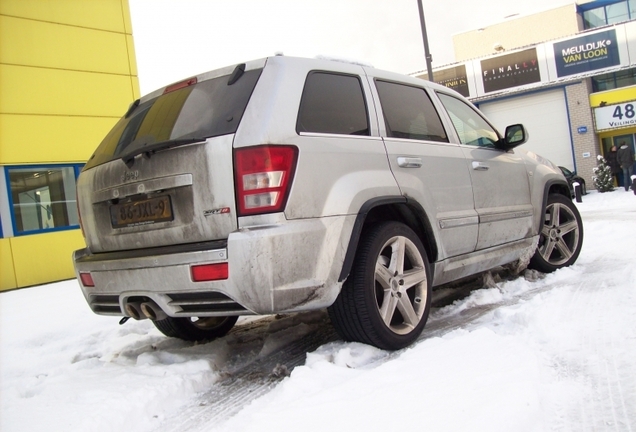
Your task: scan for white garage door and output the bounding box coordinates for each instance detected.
[478,89,575,170]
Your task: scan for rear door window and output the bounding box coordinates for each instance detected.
[85,68,263,170]
[375,80,448,142]
[297,72,369,136]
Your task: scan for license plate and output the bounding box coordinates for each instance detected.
[110,196,173,228]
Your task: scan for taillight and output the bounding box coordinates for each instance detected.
[234,145,298,216]
[191,263,229,282]
[79,272,95,287]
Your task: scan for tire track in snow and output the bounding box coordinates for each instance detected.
[547,265,636,432]
[154,264,636,432]
[153,275,546,432]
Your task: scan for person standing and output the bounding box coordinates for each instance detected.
[617,141,635,191]
[606,145,622,187]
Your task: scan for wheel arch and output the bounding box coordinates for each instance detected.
[338,196,438,283]
[542,179,571,211]
[535,179,571,234]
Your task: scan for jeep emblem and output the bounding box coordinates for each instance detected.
[121,170,139,183]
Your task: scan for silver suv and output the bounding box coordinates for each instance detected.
[74,56,583,350]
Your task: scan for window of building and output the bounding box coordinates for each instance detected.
[581,0,636,29]
[5,165,82,235]
[592,68,636,92]
[374,80,448,142]
[297,72,369,136]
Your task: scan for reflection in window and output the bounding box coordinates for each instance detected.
[437,93,499,148]
[607,1,630,23]
[375,80,448,142]
[582,0,635,29]
[591,67,636,92]
[7,166,79,234]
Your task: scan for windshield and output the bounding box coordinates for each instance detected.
[84,68,262,170]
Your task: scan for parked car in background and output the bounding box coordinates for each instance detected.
[73,56,584,351]
[559,166,587,196]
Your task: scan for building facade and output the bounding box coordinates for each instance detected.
[418,0,636,191]
[0,0,140,290]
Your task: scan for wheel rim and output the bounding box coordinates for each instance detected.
[374,235,428,335]
[190,317,230,330]
[538,202,580,266]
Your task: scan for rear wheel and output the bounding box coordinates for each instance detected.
[529,193,583,273]
[328,222,431,350]
[152,316,238,341]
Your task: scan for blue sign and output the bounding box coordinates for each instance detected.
[554,29,620,78]
[578,126,588,134]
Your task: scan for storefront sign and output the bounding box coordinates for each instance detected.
[434,65,469,97]
[594,101,636,131]
[553,29,620,77]
[481,48,541,93]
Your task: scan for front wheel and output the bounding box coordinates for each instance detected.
[529,193,583,273]
[152,316,238,341]
[328,222,431,350]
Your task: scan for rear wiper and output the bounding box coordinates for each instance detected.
[121,137,206,168]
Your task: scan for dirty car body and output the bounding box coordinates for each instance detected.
[74,56,583,350]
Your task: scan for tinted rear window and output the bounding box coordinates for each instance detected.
[375,80,448,142]
[297,72,369,136]
[84,68,262,170]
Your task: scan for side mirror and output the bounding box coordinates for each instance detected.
[499,124,528,150]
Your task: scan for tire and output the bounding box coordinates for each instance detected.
[152,316,238,341]
[328,221,432,350]
[529,193,583,273]
[581,181,587,195]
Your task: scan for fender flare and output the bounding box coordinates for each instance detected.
[537,179,571,231]
[338,196,436,282]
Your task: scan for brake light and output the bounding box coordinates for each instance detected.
[191,263,229,282]
[234,145,298,216]
[79,272,95,287]
[163,77,197,94]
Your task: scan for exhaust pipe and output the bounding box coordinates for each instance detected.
[124,302,146,320]
[140,301,168,321]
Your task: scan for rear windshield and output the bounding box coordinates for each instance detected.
[84,68,262,170]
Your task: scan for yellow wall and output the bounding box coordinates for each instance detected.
[2,230,86,289]
[0,0,139,290]
[0,238,17,290]
[589,85,636,108]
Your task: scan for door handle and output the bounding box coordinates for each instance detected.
[397,157,422,168]
[472,161,489,171]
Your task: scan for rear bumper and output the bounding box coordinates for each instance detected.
[73,215,353,318]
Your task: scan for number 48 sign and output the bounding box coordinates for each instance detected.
[594,101,636,131]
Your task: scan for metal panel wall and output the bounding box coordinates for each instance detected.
[479,89,575,170]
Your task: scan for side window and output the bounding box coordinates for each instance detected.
[297,72,369,135]
[375,80,448,142]
[437,93,499,148]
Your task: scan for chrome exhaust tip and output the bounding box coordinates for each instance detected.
[124,302,145,320]
[140,302,167,321]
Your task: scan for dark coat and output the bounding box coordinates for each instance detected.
[606,149,621,174]
[617,145,635,169]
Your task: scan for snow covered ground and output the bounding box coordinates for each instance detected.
[1,189,635,432]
